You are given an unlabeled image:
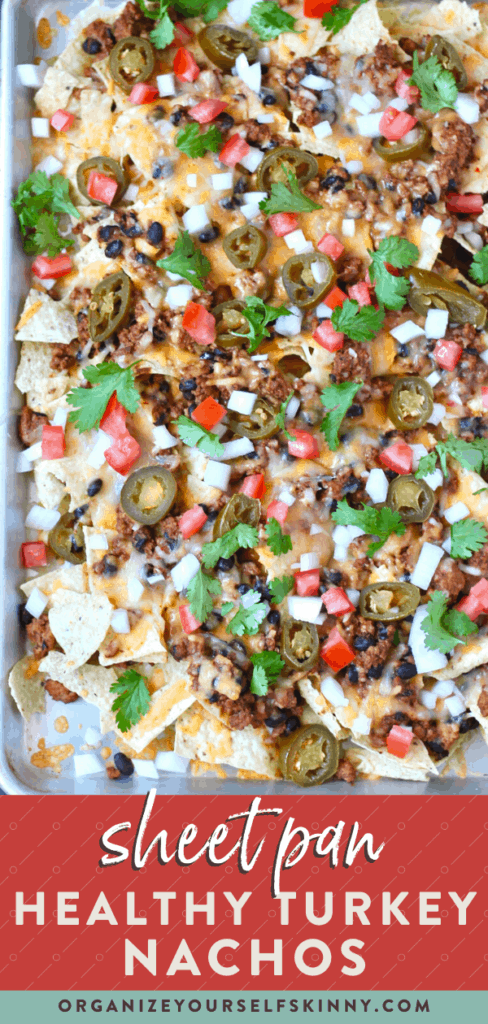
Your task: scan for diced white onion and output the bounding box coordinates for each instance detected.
[347,525,365,540]
[17,63,46,88]
[410,542,444,590]
[212,420,228,438]
[419,689,437,710]
[243,191,267,204]
[274,312,302,337]
[256,113,274,124]
[127,578,144,604]
[354,714,372,735]
[467,231,484,251]
[365,467,388,504]
[300,552,319,571]
[320,675,349,707]
[171,552,200,592]
[24,441,43,463]
[363,90,380,110]
[51,406,68,429]
[110,609,130,634]
[31,117,50,138]
[390,320,425,343]
[333,544,348,561]
[87,429,111,469]
[227,391,257,416]
[427,402,446,426]
[432,679,455,698]
[74,754,103,777]
[221,437,255,460]
[235,52,261,94]
[124,184,139,202]
[444,501,469,525]
[227,0,254,24]
[84,727,102,747]
[153,424,177,450]
[480,349,488,365]
[442,536,452,554]
[241,589,260,609]
[445,694,466,717]
[355,112,382,137]
[25,586,48,619]
[315,302,333,319]
[86,533,108,551]
[345,160,363,174]
[288,596,323,623]
[166,283,193,309]
[454,93,479,125]
[35,154,63,177]
[332,525,351,546]
[182,204,209,234]
[425,308,449,339]
[203,460,231,491]
[278,491,295,507]
[310,523,324,536]
[349,92,374,115]
[186,173,197,188]
[410,443,428,470]
[313,119,333,139]
[422,215,442,236]
[286,395,300,419]
[240,146,264,172]
[462,563,482,576]
[157,73,175,96]
[423,468,443,491]
[38,277,57,291]
[25,505,60,531]
[410,605,448,674]
[147,572,165,585]
[16,451,32,474]
[154,750,188,773]
[311,259,329,284]
[302,74,334,92]
[240,202,261,221]
[388,97,408,112]
[133,759,159,779]
[426,370,441,387]
[212,172,233,191]
[284,229,311,253]
[346,588,360,607]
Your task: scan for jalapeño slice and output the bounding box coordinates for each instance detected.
[257,147,318,191]
[76,156,127,205]
[279,724,339,787]
[213,493,260,539]
[280,619,319,672]
[109,36,155,93]
[388,377,434,430]
[227,398,277,440]
[359,582,420,622]
[282,252,335,310]
[387,475,435,524]
[222,225,267,270]
[49,512,86,565]
[198,25,258,72]
[120,466,176,525]
[88,271,132,344]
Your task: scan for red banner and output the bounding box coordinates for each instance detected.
[1,794,487,991]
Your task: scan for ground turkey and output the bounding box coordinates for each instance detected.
[430,110,475,192]
[18,406,47,446]
[112,2,154,40]
[341,616,396,696]
[431,558,465,603]
[26,615,56,660]
[82,19,115,58]
[478,685,488,717]
[334,758,357,784]
[218,686,301,737]
[44,679,78,703]
[50,339,80,372]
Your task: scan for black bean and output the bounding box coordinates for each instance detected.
[220,197,238,210]
[348,664,359,683]
[425,190,437,204]
[377,625,390,640]
[103,559,118,577]
[147,221,163,246]
[233,177,248,195]
[199,504,210,515]
[284,715,300,735]
[267,610,280,625]
[87,478,103,497]
[262,92,277,106]
[400,572,411,582]
[208,692,220,703]
[207,508,219,523]
[398,343,409,358]
[346,403,363,418]
[459,716,478,734]
[238,583,250,594]
[105,239,123,258]
[114,752,134,776]
[329,499,338,514]
[179,378,197,393]
[321,171,349,193]
[396,661,417,680]
[367,663,384,679]
[217,556,235,571]
[447,178,457,193]
[265,711,287,727]
[170,110,184,125]
[99,225,116,241]
[73,504,89,521]
[216,113,234,131]
[82,38,102,55]
[358,173,377,190]
[132,532,148,553]
[18,603,33,627]
[199,225,220,243]
[426,740,448,758]
[412,197,425,216]
[135,251,152,264]
[187,403,197,415]
[353,635,373,651]
[254,580,271,601]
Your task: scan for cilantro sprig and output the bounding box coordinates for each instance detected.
[250,650,284,696]
[67,362,140,433]
[237,297,290,354]
[275,391,296,441]
[421,592,478,655]
[269,574,294,603]
[176,123,223,159]
[331,298,385,342]
[248,1,297,40]
[259,167,322,216]
[172,0,227,21]
[416,434,488,479]
[202,523,259,569]
[320,380,363,451]
[12,170,80,256]
[322,0,367,34]
[367,238,419,311]
[450,519,488,560]
[332,500,406,557]
[227,591,267,636]
[470,245,488,287]
[407,51,457,115]
[158,230,211,290]
[187,568,222,622]
[265,517,293,556]
[134,0,175,48]
[110,668,151,733]
[175,414,225,458]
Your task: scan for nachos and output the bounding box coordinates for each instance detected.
[10,0,488,785]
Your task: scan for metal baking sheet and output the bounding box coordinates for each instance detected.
[1,0,487,794]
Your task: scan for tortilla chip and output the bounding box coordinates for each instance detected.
[68,89,119,155]
[116,658,195,753]
[298,677,348,738]
[333,0,395,56]
[433,627,488,680]
[464,667,488,744]
[8,656,45,721]
[15,342,57,393]
[350,735,438,781]
[381,0,481,42]
[99,611,167,666]
[174,705,281,779]
[35,456,96,511]
[21,563,87,602]
[266,14,332,64]
[40,651,117,712]
[48,590,113,669]
[15,290,77,344]
[34,63,82,118]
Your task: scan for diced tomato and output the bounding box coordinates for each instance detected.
[32,254,72,280]
[379,441,413,475]
[320,627,355,672]
[446,193,483,215]
[21,541,47,568]
[268,213,299,237]
[379,107,418,141]
[239,473,265,500]
[317,232,344,261]
[387,724,414,759]
[179,504,208,539]
[482,386,488,409]
[182,302,216,345]
[179,604,202,634]
[191,396,226,431]
[433,339,462,372]
[104,431,141,476]
[41,424,65,460]
[467,577,488,613]
[50,108,75,132]
[303,0,335,15]
[219,134,250,167]
[324,285,347,310]
[266,500,289,526]
[295,569,320,597]
[190,99,227,124]
[322,587,355,617]
[395,68,419,104]
[129,83,159,105]
[313,320,344,352]
[172,22,193,47]
[173,47,200,83]
[456,594,482,621]
[287,430,319,459]
[100,393,127,440]
[348,282,371,306]
[87,171,118,206]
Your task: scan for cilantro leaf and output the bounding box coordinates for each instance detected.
[265,517,293,556]
[320,380,363,451]
[175,414,224,457]
[66,361,140,433]
[110,668,151,733]
[367,237,419,311]
[332,500,405,557]
[269,574,294,603]
[248,1,297,40]
[421,592,478,655]
[322,0,367,35]
[450,519,488,560]
[473,487,488,495]
[150,10,175,48]
[331,298,384,342]
[23,211,73,258]
[173,0,227,18]
[42,173,80,219]
[12,170,79,255]
[408,51,457,115]
[157,230,211,290]
[416,450,438,478]
[470,244,488,287]
[201,523,259,569]
[203,0,228,21]
[227,591,267,636]
[186,568,222,622]
[275,391,294,431]
[221,601,234,615]
[250,650,285,695]
[236,296,290,354]
[416,434,488,478]
[175,122,223,159]
[259,166,322,216]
